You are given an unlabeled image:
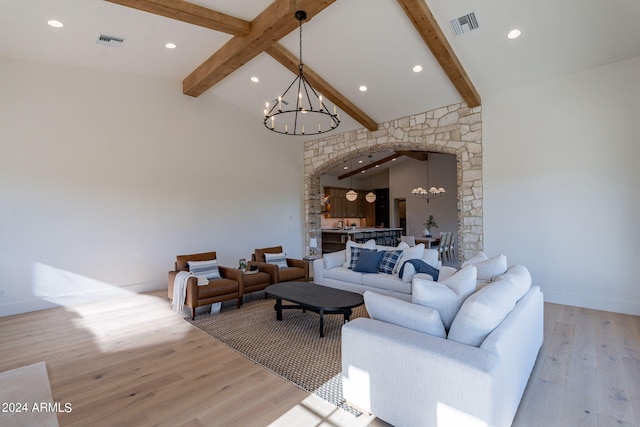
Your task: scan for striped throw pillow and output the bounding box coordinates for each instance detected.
[265,252,288,269]
[187,259,221,280]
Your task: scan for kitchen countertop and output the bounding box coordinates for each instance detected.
[321,227,403,234]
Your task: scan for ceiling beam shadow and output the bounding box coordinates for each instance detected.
[396,0,481,107]
[104,0,251,35]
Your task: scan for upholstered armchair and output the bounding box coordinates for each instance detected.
[250,246,309,284]
[168,251,243,320]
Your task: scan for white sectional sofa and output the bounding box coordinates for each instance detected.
[313,239,447,301]
[341,263,544,427]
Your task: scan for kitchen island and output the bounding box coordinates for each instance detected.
[321,227,403,253]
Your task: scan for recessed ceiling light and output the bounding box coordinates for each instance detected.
[359,85,367,92]
[47,19,64,28]
[343,166,348,170]
[412,65,423,73]
[507,29,522,39]
[358,160,364,164]
[375,164,380,168]
[165,42,177,49]
[250,76,259,83]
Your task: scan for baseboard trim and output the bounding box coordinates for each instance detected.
[543,290,640,316]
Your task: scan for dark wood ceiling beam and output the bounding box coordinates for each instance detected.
[183,0,335,97]
[396,0,481,107]
[104,0,251,35]
[395,150,428,161]
[265,43,378,132]
[338,154,400,180]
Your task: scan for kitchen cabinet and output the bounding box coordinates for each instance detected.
[325,187,366,218]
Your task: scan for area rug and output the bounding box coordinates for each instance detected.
[0,361,59,427]
[186,297,368,415]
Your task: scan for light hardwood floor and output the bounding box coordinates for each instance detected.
[1,290,639,426]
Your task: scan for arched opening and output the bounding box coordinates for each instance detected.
[303,103,483,263]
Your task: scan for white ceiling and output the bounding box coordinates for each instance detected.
[2,0,640,158]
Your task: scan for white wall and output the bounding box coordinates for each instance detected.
[483,57,640,315]
[0,58,305,316]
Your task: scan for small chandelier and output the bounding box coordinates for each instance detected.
[263,11,340,136]
[365,156,376,203]
[411,154,445,203]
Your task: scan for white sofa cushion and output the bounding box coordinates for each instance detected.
[463,253,508,282]
[494,264,532,299]
[324,250,346,270]
[447,276,526,347]
[412,265,477,329]
[362,273,411,295]
[324,266,364,285]
[364,291,446,338]
[394,243,426,274]
[343,239,377,268]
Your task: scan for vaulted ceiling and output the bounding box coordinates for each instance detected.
[2,0,640,138]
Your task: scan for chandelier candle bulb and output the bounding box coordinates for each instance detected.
[261,10,340,136]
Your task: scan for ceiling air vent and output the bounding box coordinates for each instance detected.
[97,34,125,47]
[449,12,479,37]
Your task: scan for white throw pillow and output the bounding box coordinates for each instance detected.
[494,264,532,301]
[343,239,376,268]
[324,250,346,270]
[447,279,520,347]
[364,291,446,338]
[394,243,425,274]
[463,254,508,281]
[412,265,477,329]
[187,259,221,280]
[265,252,288,269]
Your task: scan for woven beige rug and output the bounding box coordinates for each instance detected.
[0,361,59,427]
[186,297,368,415]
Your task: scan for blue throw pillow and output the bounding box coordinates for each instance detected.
[378,250,403,274]
[354,249,385,273]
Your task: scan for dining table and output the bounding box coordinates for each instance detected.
[414,236,441,249]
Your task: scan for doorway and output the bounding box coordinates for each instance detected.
[395,198,407,235]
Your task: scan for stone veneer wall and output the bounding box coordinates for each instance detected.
[303,102,483,262]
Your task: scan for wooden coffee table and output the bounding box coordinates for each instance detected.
[265,282,364,337]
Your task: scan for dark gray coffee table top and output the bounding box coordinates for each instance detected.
[265,282,364,337]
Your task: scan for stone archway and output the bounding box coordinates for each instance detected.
[303,102,483,262]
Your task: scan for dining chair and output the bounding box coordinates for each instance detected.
[400,235,416,246]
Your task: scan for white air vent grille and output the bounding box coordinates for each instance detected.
[97,34,125,47]
[449,12,479,37]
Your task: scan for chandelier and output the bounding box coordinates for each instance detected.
[365,156,376,203]
[263,11,340,136]
[411,155,445,202]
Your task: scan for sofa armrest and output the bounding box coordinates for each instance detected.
[168,270,178,299]
[248,261,279,282]
[219,266,242,281]
[342,318,499,427]
[286,258,309,281]
[313,258,325,285]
